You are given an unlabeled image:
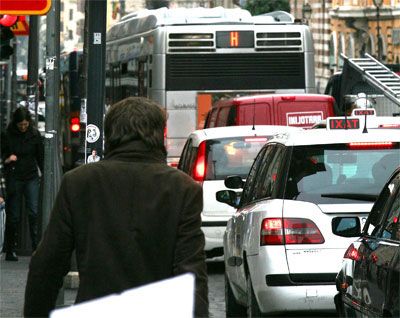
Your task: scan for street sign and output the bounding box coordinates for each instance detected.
[0,0,51,15]
[10,19,29,36]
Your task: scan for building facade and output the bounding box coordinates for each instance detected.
[330,0,400,72]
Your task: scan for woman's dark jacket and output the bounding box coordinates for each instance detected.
[24,140,209,317]
[2,125,44,181]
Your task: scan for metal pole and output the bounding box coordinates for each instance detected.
[27,16,39,126]
[10,39,17,112]
[85,0,107,158]
[376,6,382,61]
[43,0,64,306]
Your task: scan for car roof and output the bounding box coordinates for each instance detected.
[188,125,301,146]
[269,127,400,147]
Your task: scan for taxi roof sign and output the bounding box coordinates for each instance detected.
[0,0,51,15]
[352,108,376,117]
[328,118,360,130]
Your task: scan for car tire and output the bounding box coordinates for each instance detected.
[225,274,246,317]
[246,274,263,317]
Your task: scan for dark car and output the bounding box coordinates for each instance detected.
[333,166,400,317]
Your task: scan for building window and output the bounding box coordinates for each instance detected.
[329,32,338,72]
[69,9,73,20]
[338,33,346,68]
[69,30,73,40]
[346,33,355,58]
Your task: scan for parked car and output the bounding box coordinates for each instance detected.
[217,116,400,316]
[204,94,336,129]
[334,166,400,318]
[178,125,300,259]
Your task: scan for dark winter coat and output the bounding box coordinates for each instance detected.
[2,125,44,181]
[24,140,209,317]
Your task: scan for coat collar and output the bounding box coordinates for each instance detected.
[104,140,167,164]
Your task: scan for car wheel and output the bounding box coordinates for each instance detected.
[225,274,246,317]
[246,274,263,317]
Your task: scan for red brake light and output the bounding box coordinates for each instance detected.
[379,124,400,129]
[70,117,80,132]
[281,96,296,101]
[343,243,361,261]
[348,142,394,149]
[260,218,324,246]
[193,141,206,182]
[244,137,268,143]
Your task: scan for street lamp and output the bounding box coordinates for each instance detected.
[373,0,383,61]
[302,3,312,25]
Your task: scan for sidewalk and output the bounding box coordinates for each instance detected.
[0,254,77,318]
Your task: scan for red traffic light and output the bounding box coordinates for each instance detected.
[0,15,18,27]
[70,117,80,132]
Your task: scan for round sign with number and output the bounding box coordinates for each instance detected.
[86,124,100,143]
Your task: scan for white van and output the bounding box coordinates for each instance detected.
[178,125,300,258]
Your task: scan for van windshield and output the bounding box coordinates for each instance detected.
[205,136,268,180]
[284,143,400,204]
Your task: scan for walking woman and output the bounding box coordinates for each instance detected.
[2,107,44,261]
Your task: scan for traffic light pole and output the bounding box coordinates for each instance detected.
[27,16,39,126]
[42,0,63,304]
[84,0,107,159]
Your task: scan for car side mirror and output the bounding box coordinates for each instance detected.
[332,217,361,237]
[216,190,240,208]
[224,175,244,189]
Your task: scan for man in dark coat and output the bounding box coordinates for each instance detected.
[24,97,209,317]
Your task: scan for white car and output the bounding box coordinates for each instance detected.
[218,115,400,316]
[177,125,300,259]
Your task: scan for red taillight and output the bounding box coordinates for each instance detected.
[348,142,394,149]
[260,218,324,246]
[70,117,80,132]
[260,218,284,245]
[343,243,361,261]
[192,141,206,182]
[284,219,325,244]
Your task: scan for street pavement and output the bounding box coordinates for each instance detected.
[0,254,225,318]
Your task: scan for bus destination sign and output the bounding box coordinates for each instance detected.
[216,31,254,48]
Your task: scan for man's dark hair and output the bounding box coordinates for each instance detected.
[104,97,166,153]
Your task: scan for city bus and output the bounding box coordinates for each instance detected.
[105,7,316,165]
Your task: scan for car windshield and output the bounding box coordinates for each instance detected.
[284,143,400,204]
[205,136,268,180]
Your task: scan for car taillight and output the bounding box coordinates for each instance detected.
[348,142,394,149]
[260,218,284,245]
[193,141,206,182]
[70,117,80,132]
[343,243,361,261]
[260,218,324,246]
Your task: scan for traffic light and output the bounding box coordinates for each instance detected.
[0,25,14,60]
[70,117,80,133]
